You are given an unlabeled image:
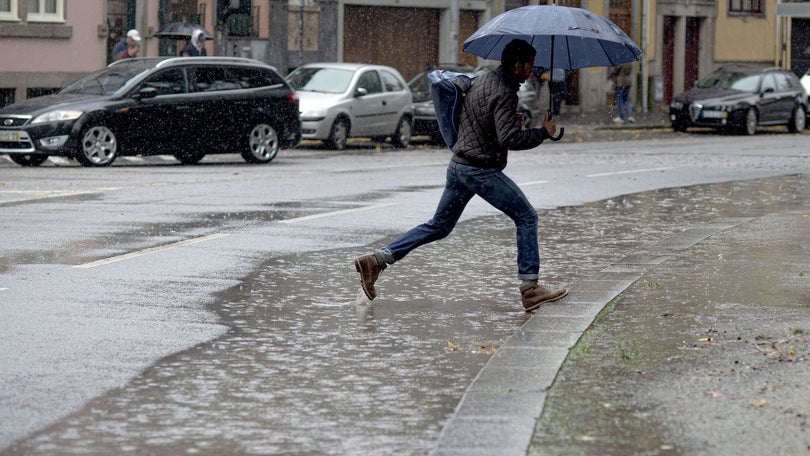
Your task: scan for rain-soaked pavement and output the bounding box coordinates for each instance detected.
[3,172,806,455]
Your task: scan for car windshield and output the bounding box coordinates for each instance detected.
[60,61,155,96]
[695,70,761,92]
[287,67,354,93]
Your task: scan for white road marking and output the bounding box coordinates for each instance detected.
[586,167,672,178]
[0,190,94,204]
[519,180,549,186]
[73,233,230,269]
[280,203,398,224]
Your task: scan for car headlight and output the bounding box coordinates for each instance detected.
[670,101,684,110]
[300,108,327,119]
[31,110,83,125]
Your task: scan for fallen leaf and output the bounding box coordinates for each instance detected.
[705,390,725,398]
[752,399,768,408]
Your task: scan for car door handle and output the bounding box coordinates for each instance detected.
[176,105,192,111]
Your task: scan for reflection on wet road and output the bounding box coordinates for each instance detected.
[5,175,806,455]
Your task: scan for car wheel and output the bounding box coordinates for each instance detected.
[76,125,118,167]
[9,154,48,167]
[788,105,806,133]
[739,108,757,136]
[174,151,206,165]
[391,116,412,148]
[243,122,279,163]
[325,118,349,150]
[671,121,687,133]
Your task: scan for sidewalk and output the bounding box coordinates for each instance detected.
[433,175,810,455]
[560,109,671,131]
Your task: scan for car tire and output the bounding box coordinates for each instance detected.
[391,116,412,149]
[787,105,806,133]
[75,125,118,167]
[9,154,49,167]
[325,118,349,151]
[242,122,279,163]
[174,151,206,165]
[671,122,687,133]
[739,107,757,136]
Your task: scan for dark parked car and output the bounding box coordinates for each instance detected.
[669,65,807,135]
[0,57,301,167]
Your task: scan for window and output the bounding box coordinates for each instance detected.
[229,66,286,89]
[139,69,188,96]
[380,70,404,92]
[760,73,776,93]
[0,0,19,21]
[26,0,64,22]
[357,71,382,94]
[729,0,762,15]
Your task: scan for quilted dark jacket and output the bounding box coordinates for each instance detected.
[452,67,549,170]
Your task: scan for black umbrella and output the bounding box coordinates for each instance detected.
[154,22,212,40]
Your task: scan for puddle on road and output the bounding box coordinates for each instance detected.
[7,174,808,455]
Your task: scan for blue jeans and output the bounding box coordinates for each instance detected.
[380,161,540,280]
[615,86,633,120]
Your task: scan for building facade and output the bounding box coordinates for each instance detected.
[2,0,808,114]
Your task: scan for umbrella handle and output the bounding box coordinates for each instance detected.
[546,110,564,141]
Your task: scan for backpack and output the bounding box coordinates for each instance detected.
[428,70,476,148]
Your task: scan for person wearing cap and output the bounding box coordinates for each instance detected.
[111,29,141,60]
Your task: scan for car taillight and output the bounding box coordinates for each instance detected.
[289,92,299,105]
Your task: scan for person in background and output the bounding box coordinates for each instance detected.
[611,61,635,123]
[353,39,567,313]
[112,29,140,60]
[181,29,208,57]
[114,41,140,61]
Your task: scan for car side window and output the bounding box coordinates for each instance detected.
[773,73,792,91]
[190,66,239,92]
[228,66,285,89]
[357,70,383,95]
[139,68,187,96]
[380,70,404,92]
[761,74,776,93]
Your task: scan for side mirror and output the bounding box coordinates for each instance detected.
[133,87,158,99]
[355,87,368,97]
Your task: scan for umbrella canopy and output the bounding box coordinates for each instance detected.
[154,22,212,40]
[463,5,642,70]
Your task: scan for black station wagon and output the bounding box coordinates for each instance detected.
[0,57,301,167]
[669,65,807,135]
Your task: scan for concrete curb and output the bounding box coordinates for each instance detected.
[431,217,751,455]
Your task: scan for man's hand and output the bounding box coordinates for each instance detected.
[542,111,557,137]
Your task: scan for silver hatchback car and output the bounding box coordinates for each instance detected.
[286,63,413,150]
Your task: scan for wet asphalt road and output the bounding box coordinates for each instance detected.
[1,128,809,454]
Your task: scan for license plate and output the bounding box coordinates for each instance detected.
[701,110,727,119]
[0,131,20,141]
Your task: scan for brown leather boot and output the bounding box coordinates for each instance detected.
[354,254,386,300]
[522,282,568,312]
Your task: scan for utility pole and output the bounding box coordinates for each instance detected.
[449,0,459,64]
